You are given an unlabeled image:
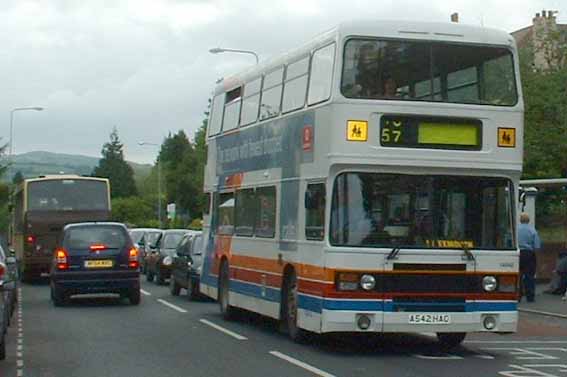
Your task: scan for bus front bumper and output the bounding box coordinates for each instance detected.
[319,309,518,334]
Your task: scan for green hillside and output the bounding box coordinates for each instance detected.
[7,151,152,182]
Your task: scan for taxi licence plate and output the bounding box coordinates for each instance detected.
[408,313,451,324]
[84,260,113,268]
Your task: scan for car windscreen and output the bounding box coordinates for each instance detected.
[28,179,109,211]
[330,173,515,250]
[341,39,517,106]
[129,230,144,243]
[64,226,128,252]
[163,233,185,249]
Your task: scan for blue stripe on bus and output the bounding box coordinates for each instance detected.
[229,279,281,303]
[204,277,518,313]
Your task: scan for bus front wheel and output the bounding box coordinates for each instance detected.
[437,332,466,350]
[218,261,236,320]
[283,271,308,343]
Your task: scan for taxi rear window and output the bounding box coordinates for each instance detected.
[65,226,127,251]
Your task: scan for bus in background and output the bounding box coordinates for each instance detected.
[200,20,523,348]
[11,175,111,281]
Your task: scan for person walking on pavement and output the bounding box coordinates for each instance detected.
[518,213,541,302]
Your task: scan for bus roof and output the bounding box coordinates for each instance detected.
[214,19,516,95]
[24,175,109,184]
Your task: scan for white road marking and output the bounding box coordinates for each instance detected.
[519,308,567,319]
[269,351,337,377]
[140,289,151,296]
[157,299,188,313]
[17,287,24,377]
[199,319,248,340]
[466,340,567,344]
[413,354,463,360]
[475,354,496,360]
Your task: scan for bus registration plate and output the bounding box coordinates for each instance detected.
[85,260,113,268]
[408,314,451,324]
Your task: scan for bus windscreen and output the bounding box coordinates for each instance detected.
[330,173,515,250]
[341,39,518,106]
[27,179,109,211]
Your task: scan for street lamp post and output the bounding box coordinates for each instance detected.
[9,107,44,180]
[138,141,162,228]
[209,47,259,64]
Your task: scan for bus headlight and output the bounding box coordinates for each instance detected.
[482,276,498,292]
[162,256,173,266]
[360,274,376,291]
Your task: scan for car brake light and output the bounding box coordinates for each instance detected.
[128,247,139,269]
[26,235,35,244]
[90,244,107,251]
[56,249,69,270]
[0,262,5,280]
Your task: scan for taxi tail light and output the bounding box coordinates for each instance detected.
[128,247,139,269]
[56,248,69,270]
[337,272,359,291]
[497,275,517,293]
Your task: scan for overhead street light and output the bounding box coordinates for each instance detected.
[209,47,259,64]
[9,106,44,179]
[138,141,163,228]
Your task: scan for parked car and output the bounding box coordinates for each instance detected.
[129,228,161,274]
[0,245,17,325]
[0,261,7,360]
[145,229,192,285]
[0,244,17,361]
[170,231,204,300]
[50,222,141,306]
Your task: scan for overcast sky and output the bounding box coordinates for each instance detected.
[1,0,565,164]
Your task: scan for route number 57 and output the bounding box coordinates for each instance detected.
[381,128,401,143]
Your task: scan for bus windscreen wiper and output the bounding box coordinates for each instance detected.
[387,246,401,260]
[462,246,475,261]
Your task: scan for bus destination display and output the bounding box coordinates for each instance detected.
[380,115,482,150]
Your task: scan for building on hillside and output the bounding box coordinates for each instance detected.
[511,10,567,70]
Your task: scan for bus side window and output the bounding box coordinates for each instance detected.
[240,77,262,127]
[223,87,242,132]
[260,67,284,120]
[217,192,235,235]
[282,56,309,113]
[255,187,276,238]
[208,94,225,137]
[235,189,256,236]
[305,183,326,241]
[308,43,335,106]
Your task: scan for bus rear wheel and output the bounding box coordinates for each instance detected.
[218,261,236,320]
[437,332,466,350]
[283,271,308,343]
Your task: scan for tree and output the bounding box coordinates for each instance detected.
[12,171,24,185]
[111,197,156,227]
[92,127,138,198]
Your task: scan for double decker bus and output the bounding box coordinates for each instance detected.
[200,20,523,348]
[11,175,111,281]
